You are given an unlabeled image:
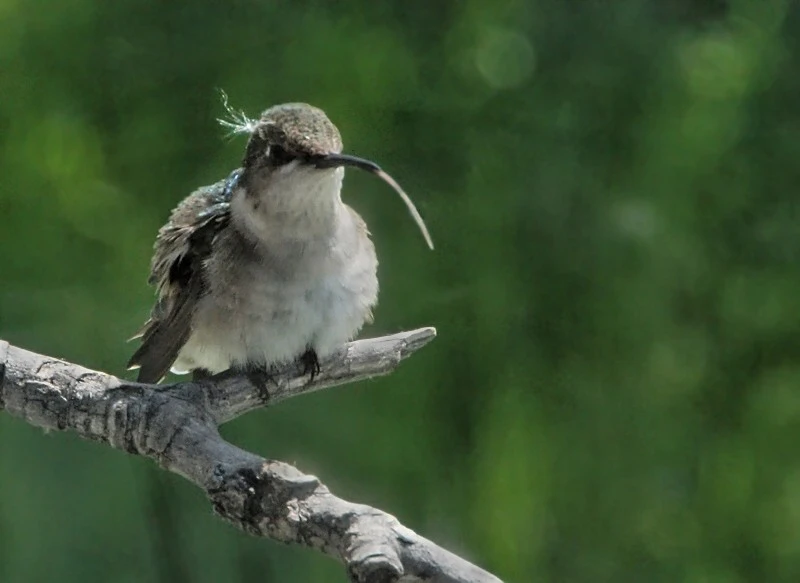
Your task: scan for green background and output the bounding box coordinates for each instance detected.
[2,1,799,581]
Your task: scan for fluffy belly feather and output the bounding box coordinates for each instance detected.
[172,267,376,374]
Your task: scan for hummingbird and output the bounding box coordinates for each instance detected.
[127,101,433,384]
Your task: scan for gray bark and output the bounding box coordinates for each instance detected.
[0,328,503,583]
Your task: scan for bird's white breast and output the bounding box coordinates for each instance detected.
[172,166,377,375]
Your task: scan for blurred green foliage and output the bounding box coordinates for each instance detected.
[1,0,799,581]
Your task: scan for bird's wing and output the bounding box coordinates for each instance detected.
[127,170,242,383]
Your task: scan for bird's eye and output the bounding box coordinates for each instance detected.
[268,144,296,166]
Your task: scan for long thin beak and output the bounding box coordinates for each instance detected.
[315,153,434,250]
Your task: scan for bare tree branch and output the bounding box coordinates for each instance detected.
[0,329,503,583]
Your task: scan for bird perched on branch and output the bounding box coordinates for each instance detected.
[127,101,432,384]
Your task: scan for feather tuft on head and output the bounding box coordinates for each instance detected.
[216,90,258,136]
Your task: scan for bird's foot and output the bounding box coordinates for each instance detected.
[239,363,279,402]
[299,348,321,382]
[191,368,213,382]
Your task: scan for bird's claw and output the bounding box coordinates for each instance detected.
[241,364,278,402]
[299,349,321,382]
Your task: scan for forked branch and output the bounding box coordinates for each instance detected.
[0,329,503,583]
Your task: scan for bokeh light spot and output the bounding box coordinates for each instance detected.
[474,27,536,90]
[678,32,753,100]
